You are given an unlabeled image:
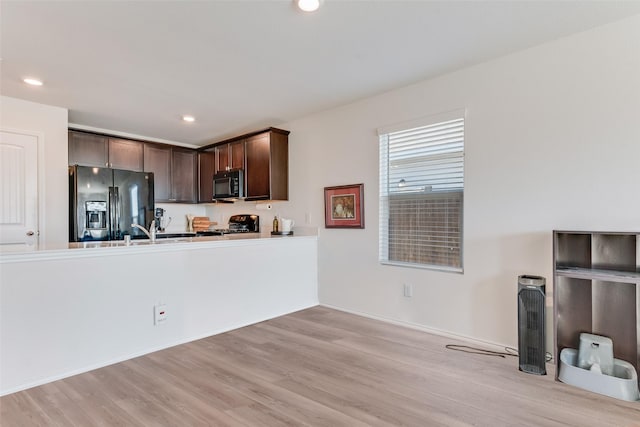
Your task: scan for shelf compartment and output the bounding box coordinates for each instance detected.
[555,232,591,269]
[592,233,637,272]
[556,267,640,284]
[555,276,593,358]
[592,280,638,369]
[553,231,640,394]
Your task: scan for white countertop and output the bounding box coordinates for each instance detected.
[0,228,318,263]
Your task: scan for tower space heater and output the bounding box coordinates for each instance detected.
[517,275,546,375]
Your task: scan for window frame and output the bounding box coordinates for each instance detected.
[378,109,465,273]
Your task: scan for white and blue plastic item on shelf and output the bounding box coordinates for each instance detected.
[577,333,614,375]
[558,333,639,402]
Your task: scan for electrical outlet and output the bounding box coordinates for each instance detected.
[403,283,413,298]
[154,304,167,325]
[305,212,311,224]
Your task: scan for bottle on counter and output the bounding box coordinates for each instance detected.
[273,216,279,233]
[186,214,194,232]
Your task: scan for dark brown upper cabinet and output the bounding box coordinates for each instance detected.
[108,138,144,171]
[198,151,215,203]
[144,143,197,203]
[215,140,245,173]
[68,131,108,167]
[143,143,172,201]
[68,130,143,171]
[215,145,228,174]
[70,127,287,204]
[171,148,197,203]
[199,128,289,202]
[244,129,288,201]
[199,142,241,202]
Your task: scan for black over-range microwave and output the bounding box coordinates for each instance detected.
[213,169,243,199]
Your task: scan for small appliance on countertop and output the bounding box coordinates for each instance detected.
[213,214,260,235]
[155,208,172,232]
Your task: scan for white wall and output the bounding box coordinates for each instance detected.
[276,16,640,349]
[0,237,318,394]
[0,96,69,245]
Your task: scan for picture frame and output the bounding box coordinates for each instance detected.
[324,183,364,228]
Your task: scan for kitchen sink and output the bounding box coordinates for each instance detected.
[153,238,193,244]
[124,237,193,245]
[156,233,197,239]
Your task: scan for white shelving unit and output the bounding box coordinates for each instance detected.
[553,231,640,386]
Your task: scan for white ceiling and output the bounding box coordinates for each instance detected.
[2,1,639,146]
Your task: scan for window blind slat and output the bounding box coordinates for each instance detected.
[379,115,464,270]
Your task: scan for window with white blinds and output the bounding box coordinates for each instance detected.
[378,112,464,271]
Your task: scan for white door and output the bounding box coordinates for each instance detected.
[0,130,39,247]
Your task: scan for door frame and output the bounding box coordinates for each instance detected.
[1,127,45,245]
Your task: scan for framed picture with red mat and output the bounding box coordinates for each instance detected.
[324,183,364,228]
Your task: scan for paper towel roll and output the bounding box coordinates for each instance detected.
[255,203,272,211]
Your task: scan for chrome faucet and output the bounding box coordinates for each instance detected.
[131,220,156,242]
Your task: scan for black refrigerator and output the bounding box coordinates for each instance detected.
[69,165,155,242]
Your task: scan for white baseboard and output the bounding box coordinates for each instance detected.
[320,303,516,352]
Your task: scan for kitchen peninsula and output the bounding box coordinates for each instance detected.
[0,233,318,395]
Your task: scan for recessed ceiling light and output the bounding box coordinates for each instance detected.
[23,78,43,86]
[296,0,321,12]
[182,115,195,123]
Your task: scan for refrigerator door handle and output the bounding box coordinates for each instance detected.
[108,186,120,240]
[108,187,115,240]
[114,186,120,240]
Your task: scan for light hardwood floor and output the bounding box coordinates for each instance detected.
[2,306,639,426]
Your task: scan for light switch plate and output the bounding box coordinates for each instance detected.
[403,283,413,298]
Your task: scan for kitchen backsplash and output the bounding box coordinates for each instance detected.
[158,200,314,234]
[155,203,207,232]
[205,201,291,232]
